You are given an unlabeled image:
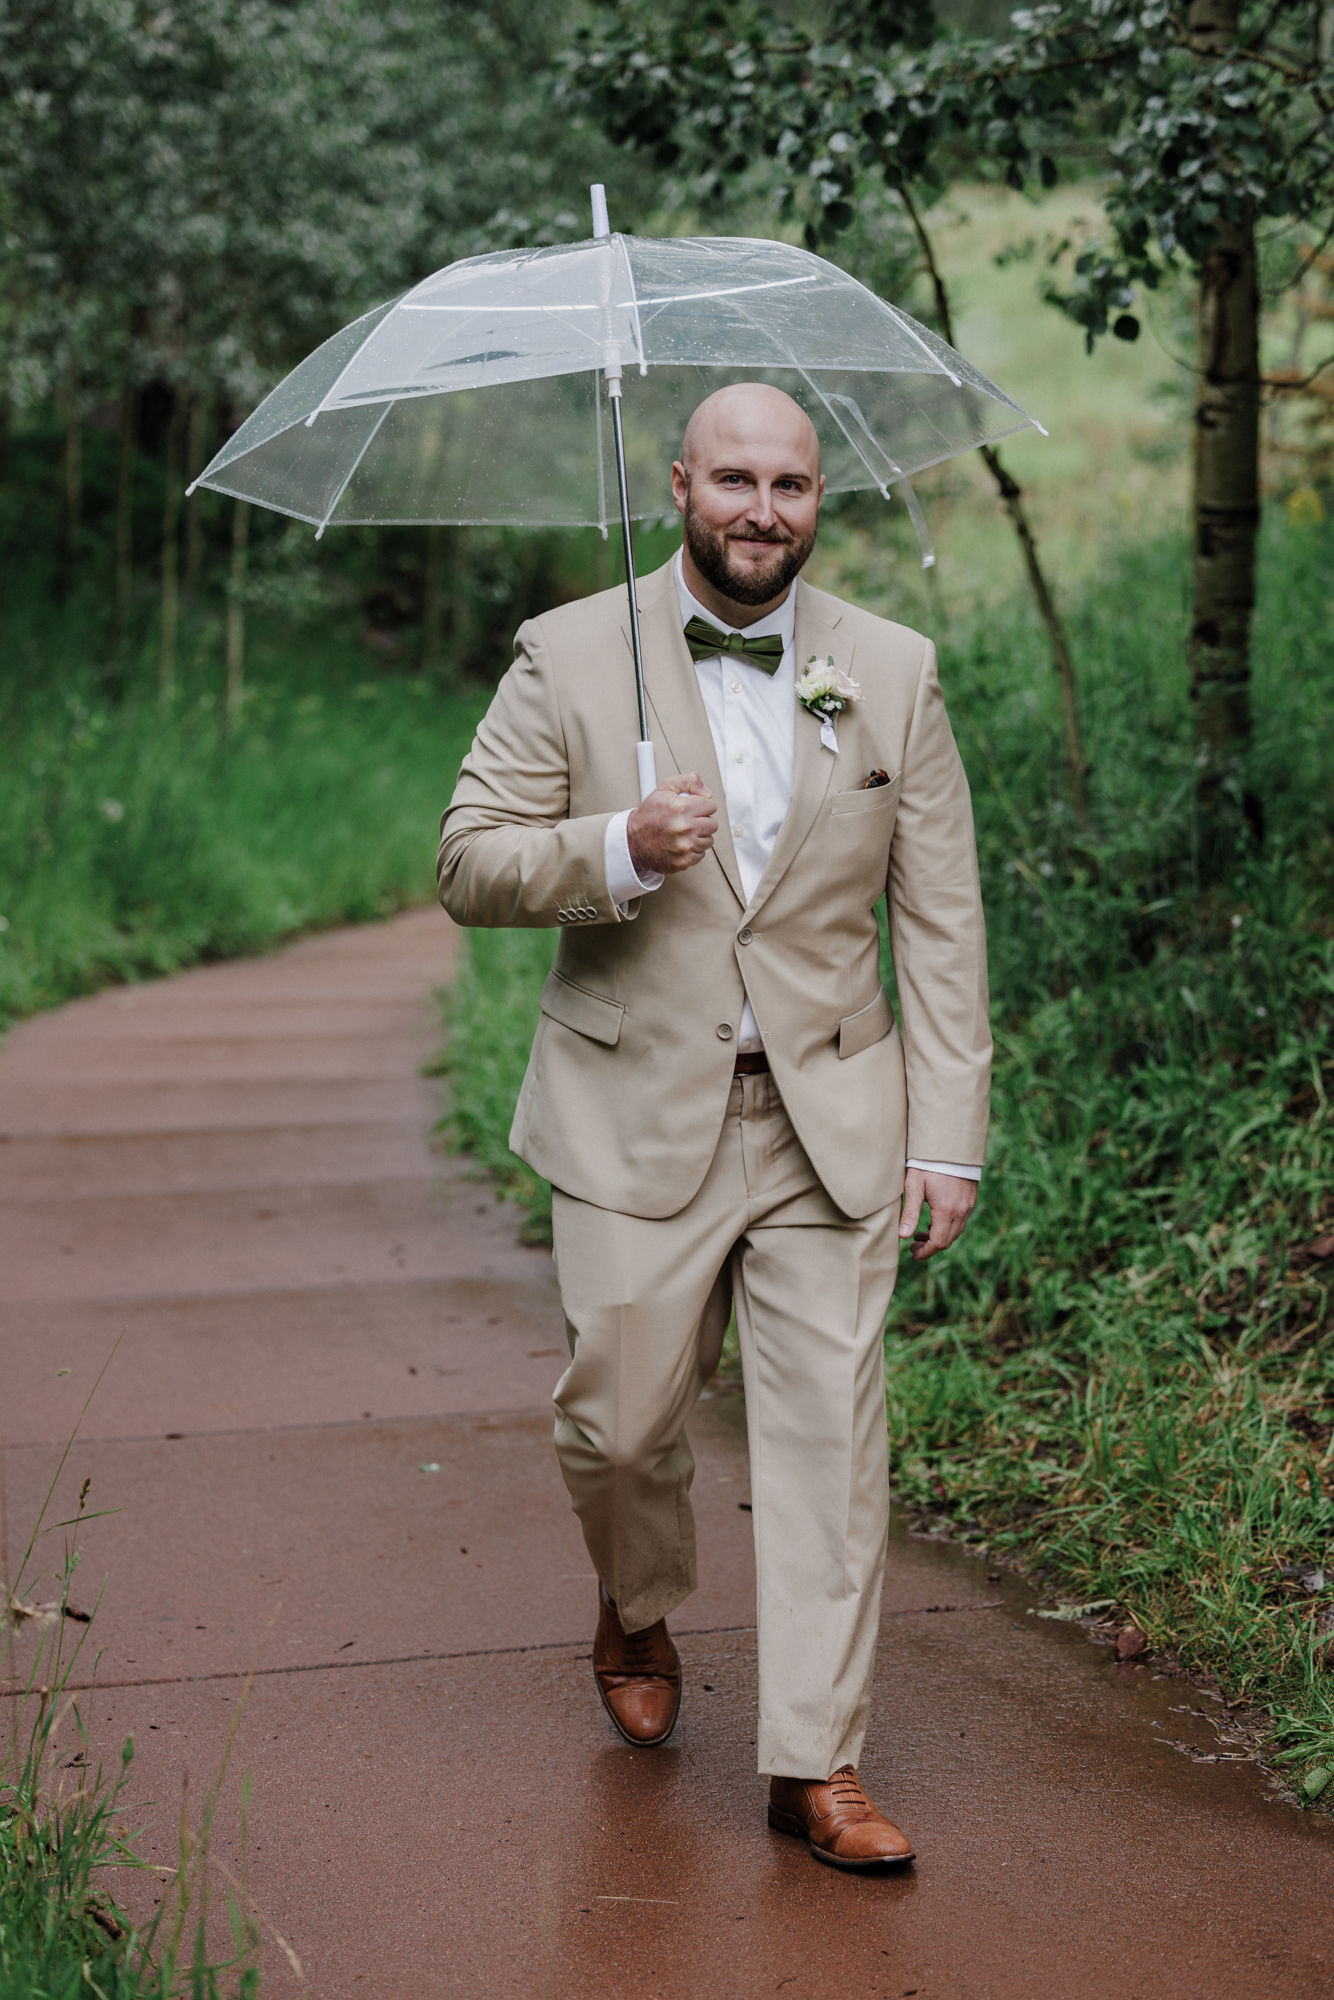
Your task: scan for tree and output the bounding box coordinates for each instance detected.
[0,0,654,691]
[564,0,1334,871]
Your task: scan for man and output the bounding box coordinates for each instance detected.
[437,383,988,1870]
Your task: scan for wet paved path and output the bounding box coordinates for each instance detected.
[3,908,1333,1999]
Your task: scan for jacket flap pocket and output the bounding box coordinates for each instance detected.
[838,987,892,1059]
[539,968,624,1047]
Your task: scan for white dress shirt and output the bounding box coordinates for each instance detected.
[603,551,979,1182]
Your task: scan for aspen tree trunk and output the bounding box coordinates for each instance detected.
[109,380,139,679]
[158,393,186,701]
[1188,220,1262,859]
[184,395,208,600]
[224,498,250,723]
[61,361,82,584]
[1186,0,1263,872]
[421,525,451,677]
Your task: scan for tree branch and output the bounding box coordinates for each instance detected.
[894,180,1092,831]
[1264,350,1334,391]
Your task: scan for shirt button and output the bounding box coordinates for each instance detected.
[738,926,753,945]
[716,1023,734,1041]
[731,821,744,837]
[734,751,745,764]
[731,680,742,694]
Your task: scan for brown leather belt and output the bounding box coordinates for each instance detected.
[733,1050,770,1076]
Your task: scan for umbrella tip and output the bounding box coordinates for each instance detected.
[185,480,198,497]
[315,524,326,541]
[1033,421,1050,438]
[590,184,610,239]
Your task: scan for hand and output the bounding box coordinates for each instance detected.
[627,772,717,877]
[898,1168,976,1262]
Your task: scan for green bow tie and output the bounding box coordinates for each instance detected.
[683,615,785,676]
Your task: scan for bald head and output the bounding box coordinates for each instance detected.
[679,383,821,480]
[672,382,825,622]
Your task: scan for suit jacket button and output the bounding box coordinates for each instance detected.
[737,926,753,945]
[716,1023,734,1040]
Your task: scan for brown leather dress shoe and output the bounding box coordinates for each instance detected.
[593,1589,681,1747]
[768,1766,915,1870]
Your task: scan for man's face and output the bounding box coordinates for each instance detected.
[671,393,825,611]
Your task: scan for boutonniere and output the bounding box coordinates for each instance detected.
[795,656,864,755]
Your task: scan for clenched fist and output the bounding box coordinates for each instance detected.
[628,772,718,877]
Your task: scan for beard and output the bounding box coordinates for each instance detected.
[682,494,816,607]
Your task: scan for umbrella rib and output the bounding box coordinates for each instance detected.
[717,284,899,498]
[789,369,935,565]
[614,233,646,376]
[303,292,407,429]
[396,273,820,314]
[313,401,393,538]
[885,309,962,388]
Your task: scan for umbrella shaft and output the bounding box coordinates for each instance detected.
[609,390,649,746]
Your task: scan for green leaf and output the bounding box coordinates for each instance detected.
[1302,1766,1330,1800]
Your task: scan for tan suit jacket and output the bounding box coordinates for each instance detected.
[437,555,990,1221]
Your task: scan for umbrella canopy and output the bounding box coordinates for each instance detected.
[191,230,1044,535]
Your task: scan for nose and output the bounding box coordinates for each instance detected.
[745,483,778,529]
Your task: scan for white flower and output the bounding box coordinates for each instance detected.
[99,798,124,823]
[795,655,863,719]
[796,655,863,754]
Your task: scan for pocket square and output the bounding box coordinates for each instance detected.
[860,768,891,790]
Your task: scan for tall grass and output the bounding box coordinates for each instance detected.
[0,586,484,1028]
[439,514,1334,1793]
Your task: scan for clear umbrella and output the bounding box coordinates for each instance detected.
[191,186,1045,795]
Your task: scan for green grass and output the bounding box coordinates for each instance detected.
[437,512,1334,1798]
[3,1388,259,2000]
[0,589,485,1029]
[435,927,557,1236]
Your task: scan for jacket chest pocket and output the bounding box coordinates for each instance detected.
[825,774,901,882]
[828,771,901,818]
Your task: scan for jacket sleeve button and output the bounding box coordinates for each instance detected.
[716,1023,734,1041]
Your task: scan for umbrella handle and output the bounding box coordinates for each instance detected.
[636,740,658,801]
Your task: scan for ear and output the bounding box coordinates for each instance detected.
[670,461,689,518]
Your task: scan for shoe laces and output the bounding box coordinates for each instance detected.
[621,1623,663,1673]
[827,1766,873,1815]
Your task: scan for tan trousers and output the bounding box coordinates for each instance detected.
[550,1072,901,1779]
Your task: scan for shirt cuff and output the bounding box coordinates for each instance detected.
[906,1158,982,1182]
[605,808,664,907]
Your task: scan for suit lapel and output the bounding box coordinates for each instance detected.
[622,561,745,908]
[744,584,847,920]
